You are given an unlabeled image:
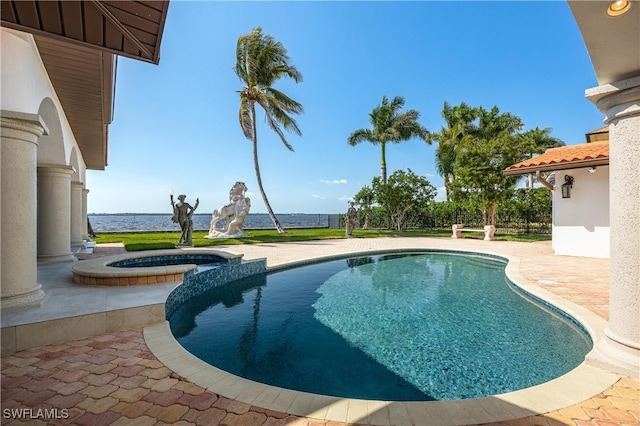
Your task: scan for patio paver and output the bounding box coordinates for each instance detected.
[1,238,638,425]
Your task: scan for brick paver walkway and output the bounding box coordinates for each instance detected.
[1,328,638,425]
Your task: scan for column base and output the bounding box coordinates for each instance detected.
[1,285,46,311]
[37,253,75,263]
[586,329,640,380]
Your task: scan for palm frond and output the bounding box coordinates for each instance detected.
[256,97,296,151]
[264,87,304,115]
[347,129,377,146]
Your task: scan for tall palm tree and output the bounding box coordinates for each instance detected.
[235,27,303,234]
[467,106,524,225]
[429,102,477,201]
[348,96,429,184]
[474,105,523,139]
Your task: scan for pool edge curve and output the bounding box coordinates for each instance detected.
[144,245,620,425]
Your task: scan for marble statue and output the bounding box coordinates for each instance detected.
[205,182,251,239]
[171,193,199,246]
[346,201,357,237]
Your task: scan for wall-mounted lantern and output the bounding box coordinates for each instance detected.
[561,175,574,199]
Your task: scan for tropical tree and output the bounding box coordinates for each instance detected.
[429,102,477,201]
[450,106,524,226]
[509,187,552,233]
[235,27,303,234]
[475,105,523,140]
[518,127,564,189]
[353,185,375,229]
[371,169,437,231]
[348,96,430,184]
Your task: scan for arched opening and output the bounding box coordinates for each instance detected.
[36,98,65,165]
[36,98,74,262]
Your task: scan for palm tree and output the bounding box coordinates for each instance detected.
[348,96,429,184]
[429,102,477,201]
[474,105,523,139]
[235,27,303,234]
[468,106,524,225]
[519,127,564,189]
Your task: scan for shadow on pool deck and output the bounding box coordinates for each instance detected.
[1,237,638,425]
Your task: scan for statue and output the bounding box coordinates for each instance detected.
[346,201,357,237]
[205,182,251,239]
[170,193,199,246]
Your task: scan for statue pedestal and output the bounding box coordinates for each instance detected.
[204,230,248,239]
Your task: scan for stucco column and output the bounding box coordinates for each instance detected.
[82,188,90,240]
[1,111,47,310]
[37,165,74,262]
[70,181,84,246]
[585,76,640,379]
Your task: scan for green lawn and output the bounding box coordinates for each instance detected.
[92,228,551,251]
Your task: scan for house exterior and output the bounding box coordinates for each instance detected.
[504,131,610,259]
[0,1,169,310]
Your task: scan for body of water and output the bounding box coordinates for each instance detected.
[88,213,332,233]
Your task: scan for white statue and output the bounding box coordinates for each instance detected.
[205,182,251,239]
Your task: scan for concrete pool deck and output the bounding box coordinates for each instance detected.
[1,237,639,425]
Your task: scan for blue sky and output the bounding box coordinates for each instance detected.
[87,1,605,214]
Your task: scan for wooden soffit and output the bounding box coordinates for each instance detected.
[1,1,169,170]
[1,1,169,64]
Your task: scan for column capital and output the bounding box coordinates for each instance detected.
[37,164,75,177]
[71,180,84,191]
[1,110,49,140]
[586,76,640,123]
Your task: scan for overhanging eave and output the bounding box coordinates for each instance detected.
[503,158,610,176]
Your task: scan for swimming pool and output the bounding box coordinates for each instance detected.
[168,252,592,401]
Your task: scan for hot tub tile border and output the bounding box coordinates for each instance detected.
[164,257,267,320]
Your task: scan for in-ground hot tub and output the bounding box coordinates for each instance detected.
[72,249,239,286]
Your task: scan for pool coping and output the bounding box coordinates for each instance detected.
[144,246,621,425]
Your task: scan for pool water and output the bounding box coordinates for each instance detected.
[108,253,226,268]
[168,252,591,401]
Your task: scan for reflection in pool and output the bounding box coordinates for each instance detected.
[168,252,591,401]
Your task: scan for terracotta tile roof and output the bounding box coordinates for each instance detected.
[504,141,609,175]
[586,126,609,135]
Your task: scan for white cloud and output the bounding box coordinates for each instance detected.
[320,179,348,185]
[338,195,353,202]
[312,194,326,199]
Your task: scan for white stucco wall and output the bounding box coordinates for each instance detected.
[1,28,86,178]
[552,167,610,258]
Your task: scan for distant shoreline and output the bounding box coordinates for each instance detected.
[88,213,338,233]
[88,212,339,216]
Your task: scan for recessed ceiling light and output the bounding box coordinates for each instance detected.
[607,0,632,16]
